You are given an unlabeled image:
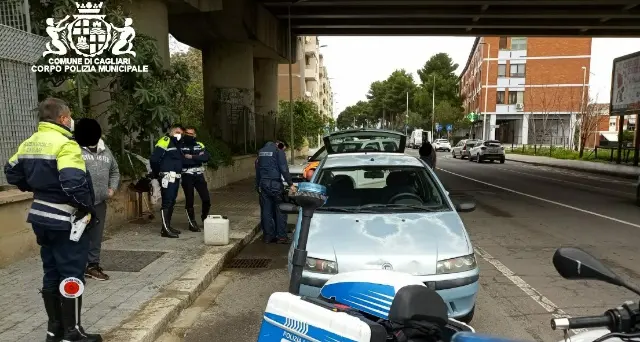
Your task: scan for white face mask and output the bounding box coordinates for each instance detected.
[174,133,182,141]
[69,118,75,132]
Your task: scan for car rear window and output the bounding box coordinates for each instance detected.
[484,140,501,147]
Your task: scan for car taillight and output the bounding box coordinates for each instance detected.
[481,147,487,150]
[463,146,466,150]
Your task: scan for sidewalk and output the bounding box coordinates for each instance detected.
[506,153,640,179]
[0,178,261,342]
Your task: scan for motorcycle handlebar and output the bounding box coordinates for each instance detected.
[551,315,613,331]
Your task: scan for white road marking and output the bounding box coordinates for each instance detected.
[438,168,640,229]
[474,246,587,335]
[488,166,632,195]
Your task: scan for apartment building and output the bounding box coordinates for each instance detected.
[584,103,636,148]
[459,37,592,146]
[277,36,333,118]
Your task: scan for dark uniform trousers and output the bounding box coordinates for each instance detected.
[181,173,211,221]
[33,224,91,291]
[259,179,288,240]
[160,178,181,226]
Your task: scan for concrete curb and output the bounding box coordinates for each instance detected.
[102,219,261,342]
[506,157,640,180]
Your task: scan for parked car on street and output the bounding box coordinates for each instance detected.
[284,129,479,322]
[468,140,505,163]
[452,139,480,160]
[434,139,452,152]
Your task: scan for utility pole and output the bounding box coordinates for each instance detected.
[382,103,386,129]
[578,66,587,153]
[482,42,490,140]
[405,91,409,135]
[287,5,294,162]
[431,74,435,140]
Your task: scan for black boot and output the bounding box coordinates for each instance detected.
[60,296,102,342]
[166,208,181,234]
[186,208,201,232]
[160,209,179,238]
[42,289,63,342]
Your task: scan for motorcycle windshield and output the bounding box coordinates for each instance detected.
[452,332,531,342]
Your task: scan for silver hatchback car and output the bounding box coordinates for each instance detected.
[286,130,480,322]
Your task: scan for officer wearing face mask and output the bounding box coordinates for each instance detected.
[256,139,295,244]
[179,127,211,232]
[4,97,102,341]
[150,124,184,238]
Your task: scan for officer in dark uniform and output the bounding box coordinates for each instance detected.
[256,139,295,244]
[150,124,184,238]
[180,126,211,232]
[4,98,102,342]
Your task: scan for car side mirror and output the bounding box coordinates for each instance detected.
[454,201,476,213]
[307,156,312,161]
[279,203,300,214]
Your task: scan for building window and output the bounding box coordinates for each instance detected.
[499,37,508,49]
[510,64,526,77]
[498,65,506,77]
[511,37,527,51]
[508,91,524,104]
[305,55,310,67]
[496,91,505,104]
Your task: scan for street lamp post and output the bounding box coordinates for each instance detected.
[431,74,435,139]
[477,42,491,140]
[578,66,587,152]
[405,91,409,135]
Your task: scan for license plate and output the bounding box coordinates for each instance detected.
[489,148,499,153]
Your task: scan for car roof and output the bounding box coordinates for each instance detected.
[322,153,424,168]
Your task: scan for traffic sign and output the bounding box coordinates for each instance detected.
[435,123,442,131]
[446,124,453,132]
[59,277,84,298]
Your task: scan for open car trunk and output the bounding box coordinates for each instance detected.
[323,129,407,154]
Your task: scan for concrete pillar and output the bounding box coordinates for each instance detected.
[522,114,529,145]
[202,41,255,146]
[254,58,279,143]
[126,0,170,67]
[89,77,112,130]
[489,114,497,140]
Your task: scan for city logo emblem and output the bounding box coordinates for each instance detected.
[33,2,149,73]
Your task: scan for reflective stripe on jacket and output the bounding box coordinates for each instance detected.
[150,135,183,175]
[4,122,93,229]
[181,140,210,170]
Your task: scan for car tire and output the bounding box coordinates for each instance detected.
[476,154,482,163]
[460,306,475,323]
[500,158,505,164]
[452,151,456,158]
[468,155,473,162]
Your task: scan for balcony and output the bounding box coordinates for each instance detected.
[497,77,525,88]
[305,68,318,80]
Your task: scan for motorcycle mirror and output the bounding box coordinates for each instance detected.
[553,247,621,284]
[278,203,299,214]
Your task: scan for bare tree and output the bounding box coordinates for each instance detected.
[578,95,602,158]
[526,86,564,148]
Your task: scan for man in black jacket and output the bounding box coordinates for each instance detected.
[180,127,211,231]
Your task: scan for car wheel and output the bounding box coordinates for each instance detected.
[500,158,505,164]
[476,154,482,163]
[468,154,473,162]
[459,306,475,323]
[452,151,456,158]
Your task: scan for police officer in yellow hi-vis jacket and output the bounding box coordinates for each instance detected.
[4,98,102,342]
[150,124,184,238]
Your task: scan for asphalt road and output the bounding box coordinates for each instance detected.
[159,151,640,342]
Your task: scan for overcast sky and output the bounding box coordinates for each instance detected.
[170,36,640,118]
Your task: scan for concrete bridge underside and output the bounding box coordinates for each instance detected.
[97,0,640,147]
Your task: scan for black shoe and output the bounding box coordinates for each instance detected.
[186,209,201,232]
[164,209,181,234]
[60,296,102,342]
[160,210,180,238]
[263,237,278,244]
[276,237,292,244]
[42,290,63,342]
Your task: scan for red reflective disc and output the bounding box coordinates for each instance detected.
[64,282,80,295]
